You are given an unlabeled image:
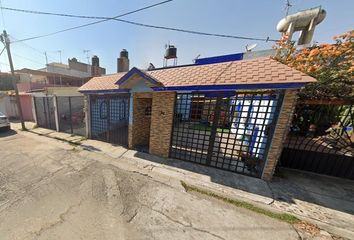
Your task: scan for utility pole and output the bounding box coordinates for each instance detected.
[0,30,26,130]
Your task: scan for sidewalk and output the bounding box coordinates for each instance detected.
[12,122,354,239]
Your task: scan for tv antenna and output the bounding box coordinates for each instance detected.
[245,43,257,52]
[284,0,293,16]
[193,54,201,63]
[57,50,62,63]
[83,50,91,64]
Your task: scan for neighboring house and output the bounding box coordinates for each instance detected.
[0,72,17,91]
[9,57,99,122]
[0,91,34,121]
[16,68,89,89]
[15,55,106,91]
[78,57,316,181]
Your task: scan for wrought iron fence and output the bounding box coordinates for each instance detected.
[57,96,86,136]
[280,104,354,179]
[33,96,56,130]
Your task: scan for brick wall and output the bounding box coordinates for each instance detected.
[262,90,298,181]
[128,92,153,148]
[132,96,152,146]
[149,91,176,157]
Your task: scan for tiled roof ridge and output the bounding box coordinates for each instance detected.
[147,56,271,73]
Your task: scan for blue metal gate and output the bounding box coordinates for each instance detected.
[90,94,130,146]
[170,91,284,178]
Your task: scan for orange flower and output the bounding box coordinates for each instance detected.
[309,48,320,57]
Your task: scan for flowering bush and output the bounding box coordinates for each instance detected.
[273,31,354,100]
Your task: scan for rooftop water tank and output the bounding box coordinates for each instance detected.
[165,45,177,59]
[92,55,99,67]
[120,49,128,58]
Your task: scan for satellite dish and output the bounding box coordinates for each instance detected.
[148,63,155,70]
[193,54,201,63]
[245,43,257,52]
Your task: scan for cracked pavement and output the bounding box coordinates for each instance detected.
[0,130,300,240]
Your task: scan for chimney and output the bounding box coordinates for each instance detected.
[117,49,129,73]
[91,55,102,77]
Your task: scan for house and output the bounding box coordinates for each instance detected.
[6,56,105,123]
[78,57,316,180]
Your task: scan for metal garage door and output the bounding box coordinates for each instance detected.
[34,96,56,130]
[90,94,130,146]
[170,91,284,178]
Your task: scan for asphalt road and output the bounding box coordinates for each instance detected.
[0,129,299,240]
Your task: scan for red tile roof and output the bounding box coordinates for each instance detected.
[78,72,126,92]
[79,57,316,92]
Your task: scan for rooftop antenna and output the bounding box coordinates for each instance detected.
[245,43,257,52]
[56,50,62,63]
[44,51,48,66]
[83,50,91,64]
[284,0,293,16]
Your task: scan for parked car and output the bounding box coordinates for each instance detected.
[0,111,10,130]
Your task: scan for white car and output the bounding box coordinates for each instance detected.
[0,111,10,130]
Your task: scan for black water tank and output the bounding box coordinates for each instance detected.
[165,45,177,59]
[120,49,128,58]
[92,55,99,67]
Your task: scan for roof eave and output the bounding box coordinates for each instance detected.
[78,89,129,94]
[152,82,309,92]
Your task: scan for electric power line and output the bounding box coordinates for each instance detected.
[12,52,45,66]
[9,35,58,62]
[1,3,278,43]
[0,0,6,28]
[4,0,175,43]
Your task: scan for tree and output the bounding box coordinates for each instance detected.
[273,30,354,101]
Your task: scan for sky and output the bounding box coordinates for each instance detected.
[0,0,353,74]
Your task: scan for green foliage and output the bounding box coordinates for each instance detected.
[181,181,301,225]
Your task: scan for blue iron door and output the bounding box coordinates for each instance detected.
[90,94,130,146]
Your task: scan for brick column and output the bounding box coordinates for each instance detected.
[128,124,133,148]
[262,90,298,181]
[149,91,176,158]
[129,92,153,149]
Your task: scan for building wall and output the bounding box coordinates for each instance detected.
[0,94,32,120]
[149,92,176,157]
[0,92,9,115]
[46,87,83,96]
[20,95,34,121]
[43,64,91,78]
[262,90,298,180]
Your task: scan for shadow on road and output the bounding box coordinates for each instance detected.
[0,128,17,137]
